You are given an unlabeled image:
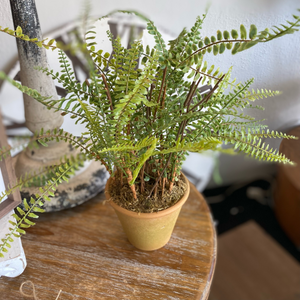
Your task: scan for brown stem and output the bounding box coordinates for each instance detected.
[100,73,113,111]
[180,120,188,140]
[178,39,252,69]
[169,160,177,192]
[125,169,137,200]
[157,68,168,104]
[147,74,203,198]
[183,81,196,108]
[149,84,154,100]
[189,66,220,81]
[95,155,111,175]
[161,82,167,109]
[169,182,174,191]
[189,75,225,112]
[180,77,203,140]
[147,113,188,198]
[187,76,203,111]
[120,170,123,188]
[154,184,158,198]
[154,67,167,119]
[127,123,130,135]
[147,84,154,121]
[162,177,166,196]
[146,107,151,119]
[140,163,145,194]
[157,170,161,186]
[148,153,172,198]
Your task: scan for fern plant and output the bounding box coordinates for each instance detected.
[0,153,86,257]
[0,9,299,255]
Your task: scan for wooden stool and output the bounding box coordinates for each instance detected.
[274,126,300,249]
[0,183,216,299]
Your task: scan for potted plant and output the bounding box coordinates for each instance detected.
[0,9,299,253]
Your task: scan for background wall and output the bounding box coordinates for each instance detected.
[0,0,299,187]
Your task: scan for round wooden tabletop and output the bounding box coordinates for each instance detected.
[278,126,300,190]
[0,182,216,300]
[274,126,300,248]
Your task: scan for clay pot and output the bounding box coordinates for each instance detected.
[105,173,190,251]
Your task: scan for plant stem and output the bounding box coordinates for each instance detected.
[154,184,158,198]
[169,162,177,191]
[177,39,252,69]
[189,67,220,81]
[148,74,202,198]
[140,163,145,194]
[161,82,167,109]
[154,67,167,119]
[162,177,166,196]
[179,76,203,140]
[125,169,137,200]
[189,75,225,112]
[120,170,123,188]
[147,119,186,198]
[100,73,113,111]
[96,155,112,175]
[183,81,196,108]
[187,76,203,111]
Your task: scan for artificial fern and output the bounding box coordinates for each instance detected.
[0,154,85,257]
[0,9,299,254]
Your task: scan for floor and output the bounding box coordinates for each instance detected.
[204,179,300,300]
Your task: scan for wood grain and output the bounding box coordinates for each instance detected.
[0,183,216,299]
[209,221,300,300]
[274,126,300,247]
[277,126,300,190]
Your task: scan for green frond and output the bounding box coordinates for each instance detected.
[0,26,58,51]
[130,137,157,185]
[0,8,298,222]
[245,89,281,101]
[0,144,12,162]
[0,154,85,257]
[154,138,222,156]
[212,129,296,164]
[112,51,159,132]
[95,136,156,156]
[0,71,51,102]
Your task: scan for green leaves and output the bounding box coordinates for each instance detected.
[217,30,223,40]
[249,24,257,39]
[240,24,247,39]
[204,36,210,45]
[130,137,157,185]
[231,29,239,39]
[0,71,51,103]
[147,22,167,58]
[0,9,299,249]
[219,43,226,54]
[154,138,223,156]
[214,128,296,164]
[223,30,230,40]
[0,154,85,257]
[15,26,22,36]
[213,45,219,55]
[231,42,241,55]
[112,51,158,130]
[0,25,60,51]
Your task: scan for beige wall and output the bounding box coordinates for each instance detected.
[0,0,299,186]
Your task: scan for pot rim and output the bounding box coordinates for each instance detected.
[105,172,190,219]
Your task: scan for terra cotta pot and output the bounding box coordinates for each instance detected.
[105,173,190,251]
